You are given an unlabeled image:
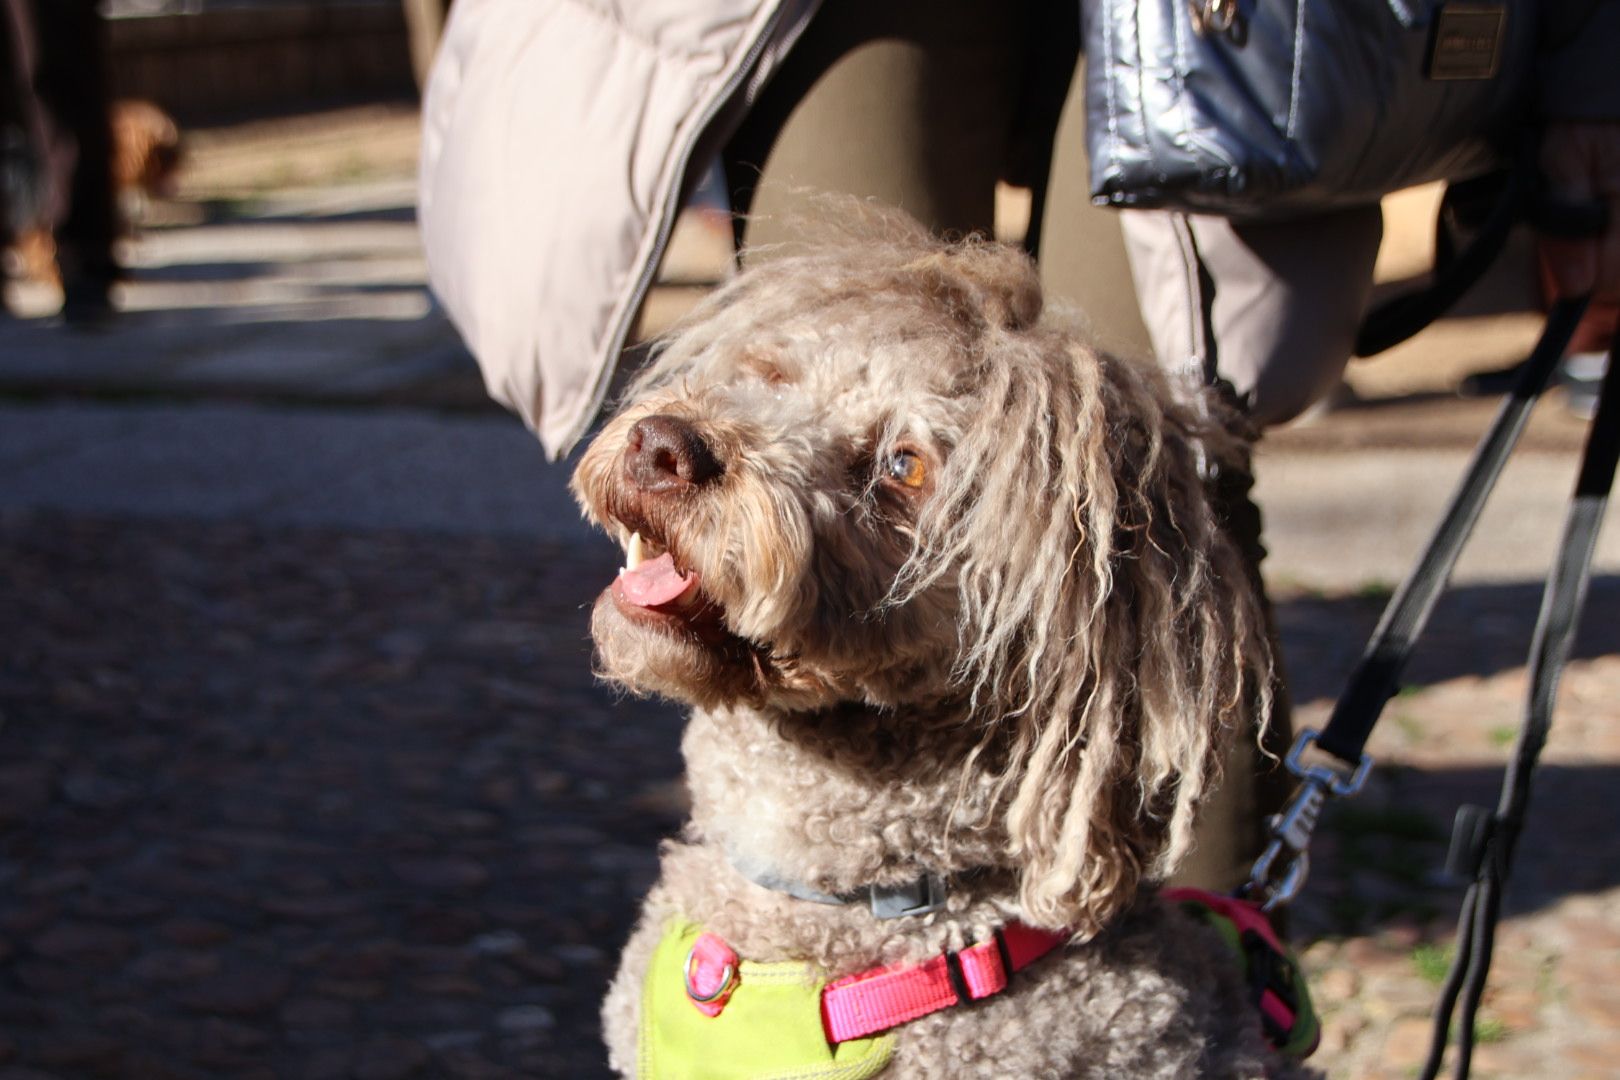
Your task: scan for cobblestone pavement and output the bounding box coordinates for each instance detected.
[1279,581,1620,1080]
[0,510,682,1079]
[3,505,1617,1079]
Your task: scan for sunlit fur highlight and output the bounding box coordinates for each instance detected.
[573,203,1306,1078]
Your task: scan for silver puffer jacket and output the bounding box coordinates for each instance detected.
[1084,0,1620,214]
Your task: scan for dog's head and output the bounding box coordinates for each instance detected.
[572,207,1270,934]
[112,100,183,199]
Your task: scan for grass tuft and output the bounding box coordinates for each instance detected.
[1412,943,1453,985]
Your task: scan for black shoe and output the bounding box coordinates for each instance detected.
[60,280,117,331]
[1459,361,1528,397]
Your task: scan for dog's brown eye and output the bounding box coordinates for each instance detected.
[885,449,927,489]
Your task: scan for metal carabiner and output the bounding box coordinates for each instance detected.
[1242,729,1373,910]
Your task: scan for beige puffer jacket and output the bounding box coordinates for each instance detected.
[419,0,817,458]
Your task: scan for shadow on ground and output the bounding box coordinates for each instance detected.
[195,201,418,228]
[1276,575,1620,707]
[1294,761,1620,941]
[0,510,1612,1076]
[1269,578,1620,944]
[0,510,677,1077]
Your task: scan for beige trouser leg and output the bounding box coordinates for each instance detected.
[1121,205,1384,427]
[1045,125,1387,897]
[729,0,1029,250]
[1036,58,1155,360]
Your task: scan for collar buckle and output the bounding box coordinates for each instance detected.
[868,873,947,919]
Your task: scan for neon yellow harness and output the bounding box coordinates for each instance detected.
[639,897,1317,1077]
[639,922,895,1080]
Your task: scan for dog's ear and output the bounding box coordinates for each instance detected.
[909,337,1270,937]
[903,243,1042,332]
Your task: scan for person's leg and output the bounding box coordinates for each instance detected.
[1034,56,1154,360]
[1119,204,1382,893]
[1,0,48,237]
[1123,206,1384,427]
[31,0,116,321]
[0,0,25,291]
[725,0,1031,252]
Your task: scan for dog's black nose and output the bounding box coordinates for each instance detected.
[624,415,723,492]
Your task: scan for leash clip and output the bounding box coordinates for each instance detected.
[1242,730,1373,911]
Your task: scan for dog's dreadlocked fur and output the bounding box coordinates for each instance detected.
[572,204,1316,1078]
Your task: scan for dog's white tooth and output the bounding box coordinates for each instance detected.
[627,532,646,571]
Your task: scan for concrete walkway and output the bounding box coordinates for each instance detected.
[1,177,476,409]
[2,397,1617,593]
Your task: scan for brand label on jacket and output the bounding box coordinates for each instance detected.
[1427,3,1507,80]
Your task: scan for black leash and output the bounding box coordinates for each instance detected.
[1224,119,1620,1065]
[1241,297,1594,910]
[1418,326,1620,1080]
[1318,296,1592,765]
[1242,303,1617,1077]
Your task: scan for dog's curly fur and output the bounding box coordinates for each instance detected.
[572,205,1318,1078]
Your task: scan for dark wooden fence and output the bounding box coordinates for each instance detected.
[109,2,415,120]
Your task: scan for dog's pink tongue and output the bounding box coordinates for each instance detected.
[619,552,698,607]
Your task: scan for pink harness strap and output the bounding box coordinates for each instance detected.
[820,923,1068,1044]
[1160,887,1319,1058]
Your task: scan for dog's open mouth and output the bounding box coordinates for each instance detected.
[609,528,726,636]
[615,531,700,609]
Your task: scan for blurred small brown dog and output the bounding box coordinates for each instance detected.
[6,99,182,288]
[112,98,183,226]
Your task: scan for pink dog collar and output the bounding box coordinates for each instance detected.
[820,923,1068,1044]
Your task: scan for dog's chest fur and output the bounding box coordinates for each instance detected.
[684,704,1007,912]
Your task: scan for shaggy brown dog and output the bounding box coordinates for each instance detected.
[573,209,1317,1078]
